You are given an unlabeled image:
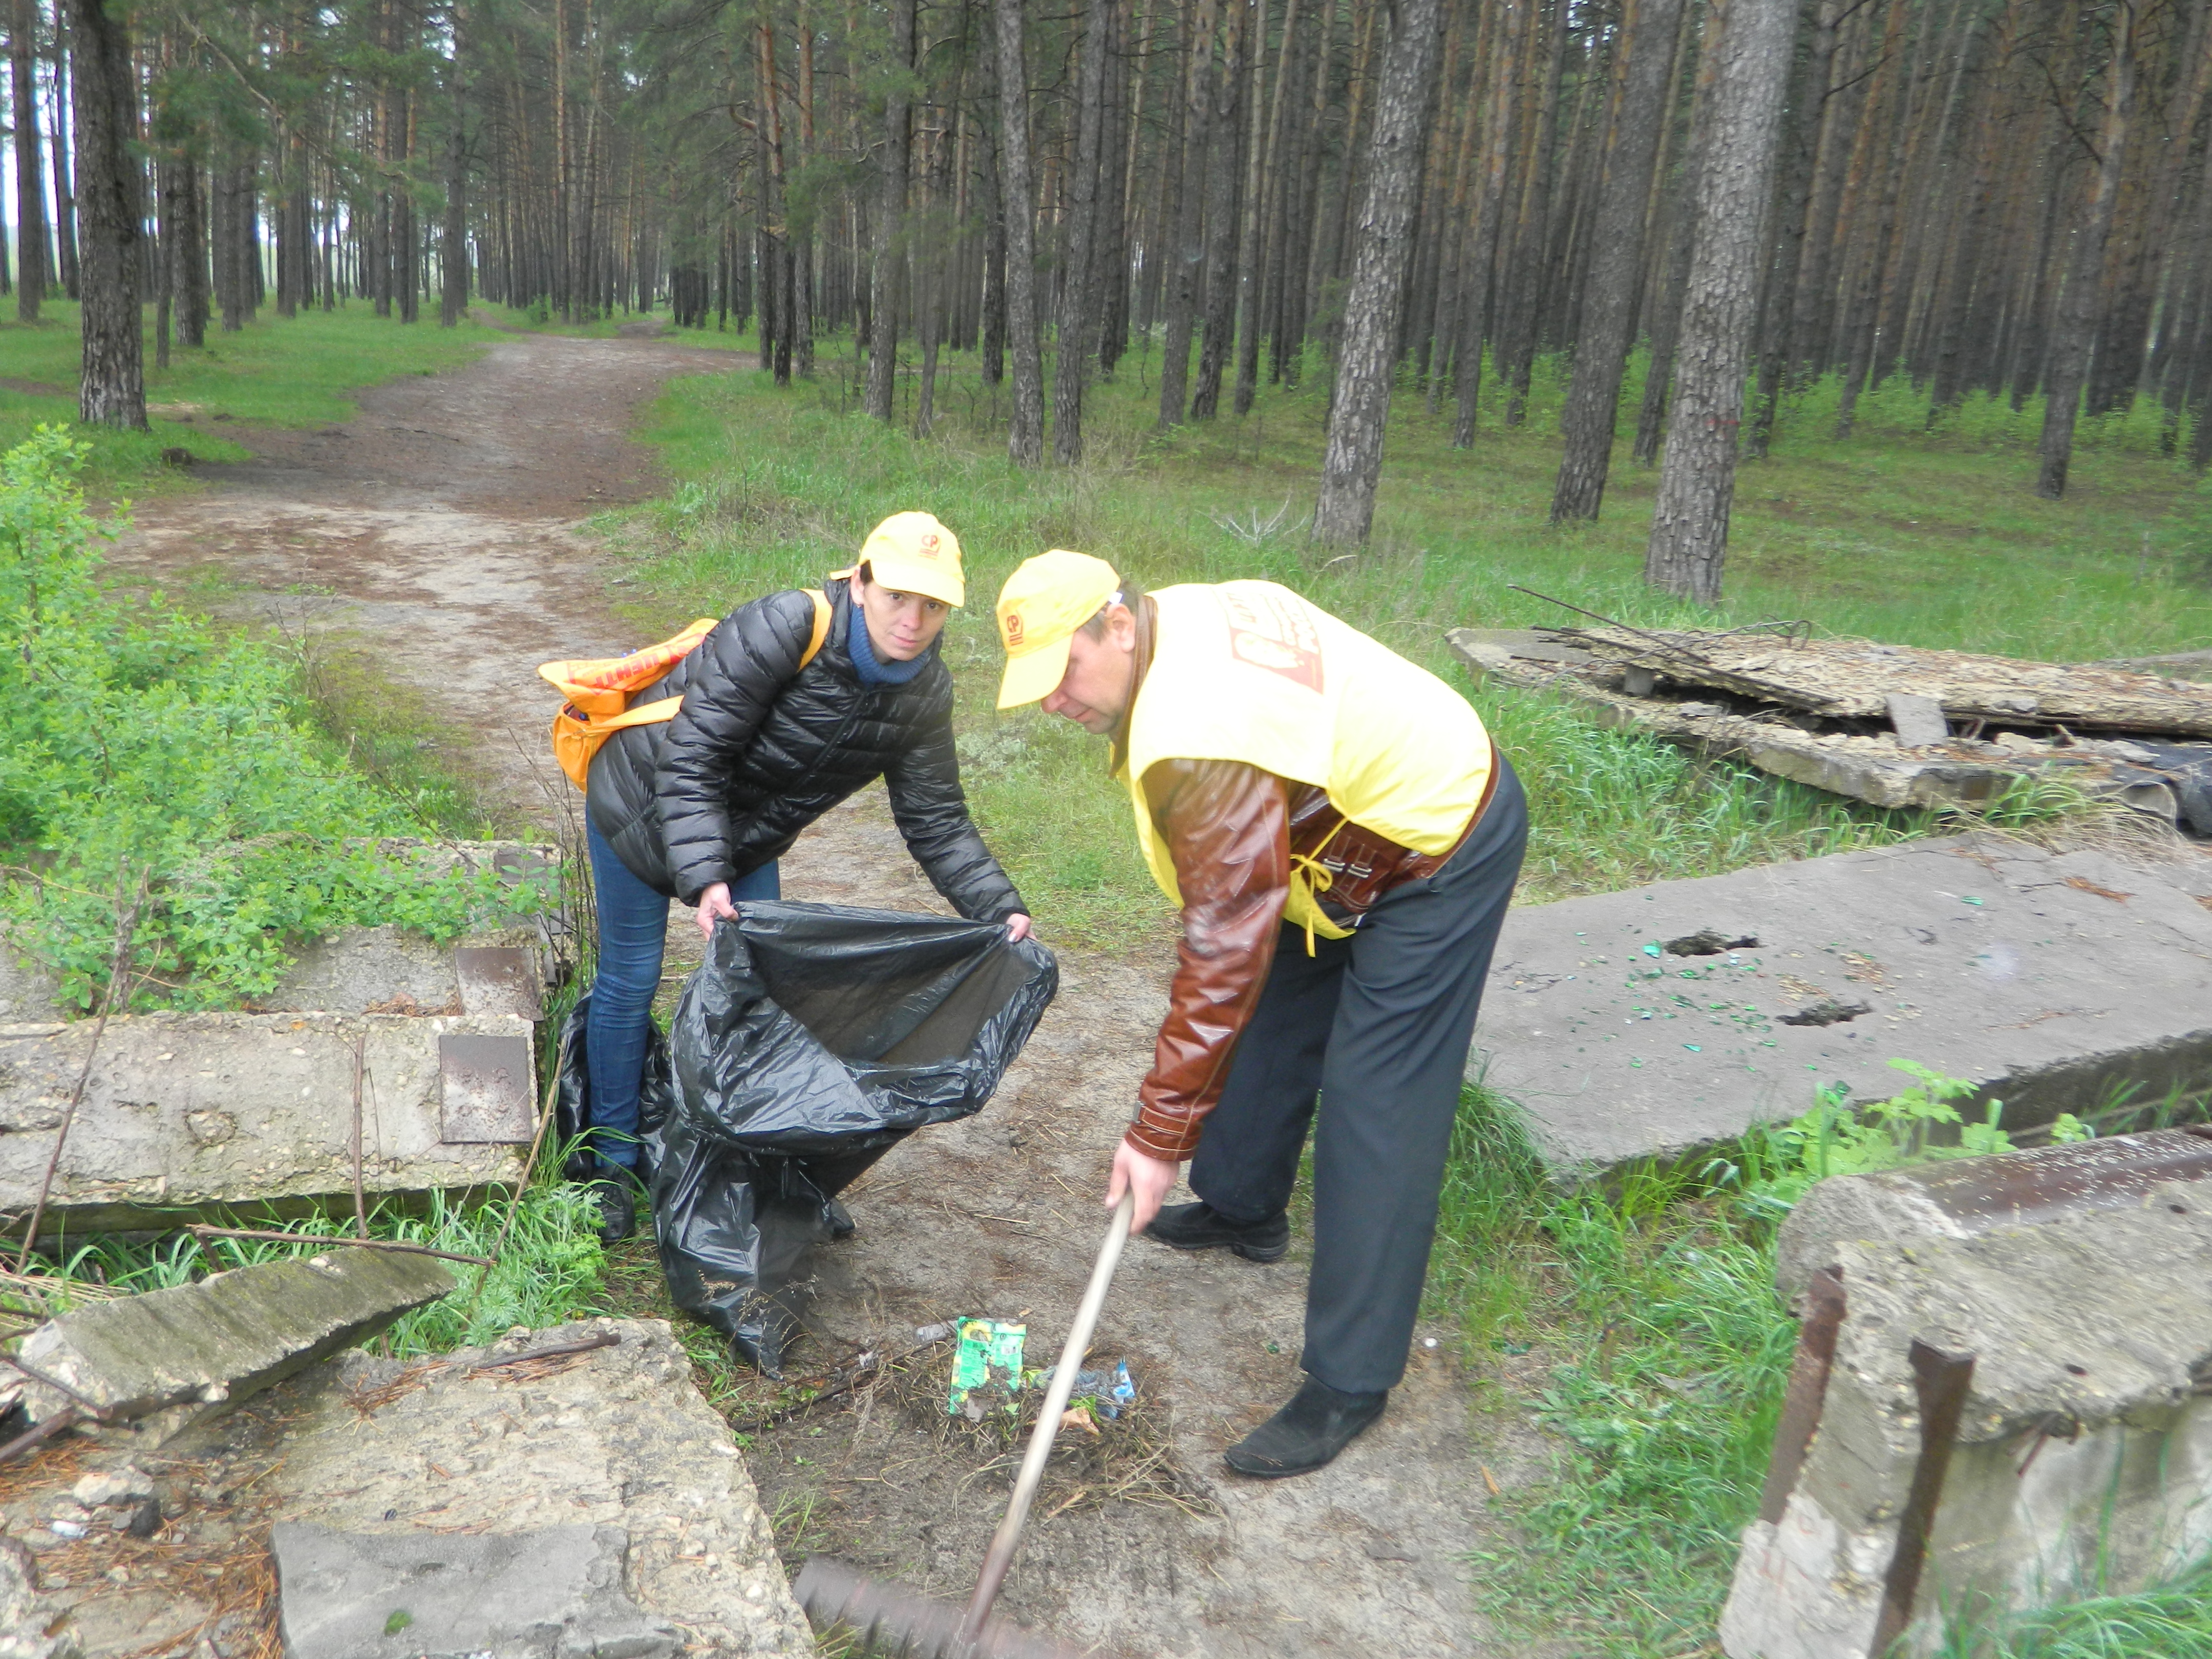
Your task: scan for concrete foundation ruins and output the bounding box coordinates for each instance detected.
[0,840,564,1235]
[1720,1173,2212,1657]
[1473,834,2212,1175]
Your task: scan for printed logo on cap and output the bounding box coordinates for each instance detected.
[1003,611,1026,647]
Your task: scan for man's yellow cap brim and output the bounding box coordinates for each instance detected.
[996,634,1076,709]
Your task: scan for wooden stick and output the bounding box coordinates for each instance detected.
[0,1406,78,1465]
[467,1330,618,1372]
[350,1027,369,1240]
[186,1226,494,1267]
[16,881,145,1271]
[958,1191,1133,1644]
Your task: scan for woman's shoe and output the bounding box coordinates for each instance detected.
[1142,1201,1290,1262]
[1223,1376,1389,1478]
[588,1173,638,1244]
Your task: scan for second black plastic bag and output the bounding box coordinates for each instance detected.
[648,902,1058,1375]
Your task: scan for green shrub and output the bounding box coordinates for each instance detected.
[0,427,540,1010]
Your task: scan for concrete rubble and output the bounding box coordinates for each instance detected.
[1449,627,2212,832]
[258,1318,811,1657]
[2,1248,453,1442]
[1721,1183,2212,1657]
[273,1522,678,1659]
[0,839,565,1235]
[1775,1124,2212,1298]
[1473,833,2212,1175]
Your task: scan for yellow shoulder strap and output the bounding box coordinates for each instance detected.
[800,588,832,669]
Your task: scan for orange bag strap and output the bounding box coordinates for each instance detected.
[800,587,832,669]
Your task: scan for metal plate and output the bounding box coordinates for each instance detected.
[453,947,544,1022]
[438,1033,536,1144]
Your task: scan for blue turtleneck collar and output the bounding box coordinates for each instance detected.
[847,603,930,686]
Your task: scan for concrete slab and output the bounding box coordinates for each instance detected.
[0,1011,537,1234]
[265,929,554,1018]
[1721,1185,2212,1657]
[261,1318,811,1657]
[273,1522,678,1659]
[1473,834,2212,1175]
[3,1249,451,1440]
[0,1538,75,1659]
[1774,1126,2212,1298]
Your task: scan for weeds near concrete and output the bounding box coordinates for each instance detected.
[1432,1089,1796,1654]
[1936,1556,2212,1657]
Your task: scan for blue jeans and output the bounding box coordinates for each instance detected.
[585,819,779,1169]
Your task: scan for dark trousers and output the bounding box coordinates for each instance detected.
[1189,758,1528,1394]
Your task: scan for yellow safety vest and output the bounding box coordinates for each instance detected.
[1117,582,1493,943]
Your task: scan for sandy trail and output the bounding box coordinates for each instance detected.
[109,324,1539,1659]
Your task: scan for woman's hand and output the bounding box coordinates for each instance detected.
[694,882,739,940]
[1005,912,1033,943]
[1107,1140,1180,1236]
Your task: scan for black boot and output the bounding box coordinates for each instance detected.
[1142,1201,1290,1262]
[1223,1376,1389,1478]
[587,1169,639,1244]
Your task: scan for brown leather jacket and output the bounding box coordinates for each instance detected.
[1120,599,1486,1163]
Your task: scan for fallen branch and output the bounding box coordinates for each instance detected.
[186,1226,494,1267]
[16,878,146,1270]
[0,1406,79,1465]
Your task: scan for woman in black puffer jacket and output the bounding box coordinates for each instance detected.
[580,513,1029,1238]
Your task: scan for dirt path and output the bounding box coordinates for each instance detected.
[110,328,1542,1659]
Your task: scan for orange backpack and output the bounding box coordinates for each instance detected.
[540,589,833,791]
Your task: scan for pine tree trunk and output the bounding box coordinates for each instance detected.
[1311,0,1447,546]
[48,16,75,299]
[442,8,470,326]
[1451,0,1521,448]
[1190,0,1249,419]
[1644,0,1795,601]
[2036,3,2136,499]
[865,0,913,420]
[1550,0,1689,523]
[1053,0,1112,462]
[63,0,142,430]
[1747,0,1841,457]
[1156,0,1217,428]
[995,0,1044,463]
[12,0,44,321]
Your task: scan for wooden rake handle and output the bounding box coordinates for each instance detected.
[958,1190,1136,1644]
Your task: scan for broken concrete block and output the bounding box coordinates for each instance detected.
[1474,834,2212,1176]
[1775,1126,2212,1299]
[1720,1187,2212,1657]
[263,1318,811,1656]
[0,1011,537,1234]
[1884,693,1949,750]
[274,1522,678,1659]
[0,1537,76,1659]
[265,927,554,1018]
[6,1248,451,1439]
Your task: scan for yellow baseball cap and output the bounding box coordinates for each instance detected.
[994,550,1122,709]
[857,511,965,607]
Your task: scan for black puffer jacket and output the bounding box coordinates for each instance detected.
[586,579,1026,922]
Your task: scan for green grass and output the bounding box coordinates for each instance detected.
[0,300,506,492]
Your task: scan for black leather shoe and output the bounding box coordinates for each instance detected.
[1223,1376,1389,1478]
[1143,1201,1290,1262]
[588,1173,638,1244]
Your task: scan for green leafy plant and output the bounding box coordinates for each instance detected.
[1717,1060,2013,1222]
[0,428,548,1010]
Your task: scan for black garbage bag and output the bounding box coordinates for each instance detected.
[649,903,1058,1375]
[554,993,676,1183]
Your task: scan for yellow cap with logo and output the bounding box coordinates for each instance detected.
[858,511,965,607]
[994,549,1122,709]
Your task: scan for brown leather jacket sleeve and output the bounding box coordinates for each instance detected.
[1126,759,1290,1162]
